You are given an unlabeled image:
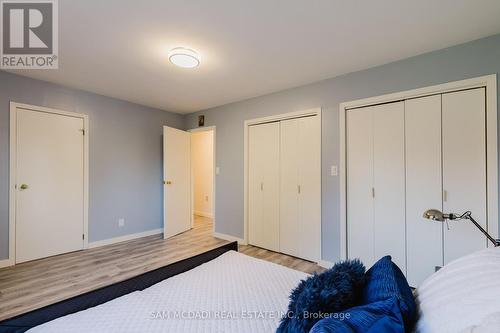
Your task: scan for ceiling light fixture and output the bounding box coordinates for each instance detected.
[168,47,200,68]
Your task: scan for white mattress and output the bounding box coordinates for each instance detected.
[29,251,308,333]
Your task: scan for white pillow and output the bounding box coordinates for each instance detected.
[415,247,500,333]
[458,312,500,333]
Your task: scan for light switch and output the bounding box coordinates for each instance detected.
[331,165,338,176]
[216,167,220,175]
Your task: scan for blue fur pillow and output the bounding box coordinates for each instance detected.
[277,259,366,333]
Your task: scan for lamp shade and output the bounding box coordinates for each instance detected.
[423,209,445,221]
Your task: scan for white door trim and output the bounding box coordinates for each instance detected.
[188,126,216,235]
[8,102,89,267]
[339,74,498,260]
[243,108,322,252]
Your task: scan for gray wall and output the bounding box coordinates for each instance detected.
[0,71,184,260]
[185,33,500,262]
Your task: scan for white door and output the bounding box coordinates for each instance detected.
[405,95,443,286]
[347,107,375,266]
[248,122,280,251]
[280,119,300,257]
[347,102,405,271]
[297,115,321,261]
[163,126,192,239]
[373,102,406,273]
[442,88,487,263]
[16,108,84,263]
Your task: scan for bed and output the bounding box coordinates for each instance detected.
[0,242,308,333]
[2,242,499,333]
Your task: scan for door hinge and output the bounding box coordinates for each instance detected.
[82,234,85,240]
[79,129,85,135]
[371,187,375,198]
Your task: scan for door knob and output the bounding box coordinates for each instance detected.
[19,184,29,190]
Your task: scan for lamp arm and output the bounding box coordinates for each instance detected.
[461,212,500,247]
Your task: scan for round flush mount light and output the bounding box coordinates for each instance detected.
[168,47,200,68]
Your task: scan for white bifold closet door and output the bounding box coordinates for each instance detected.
[280,119,300,257]
[248,122,280,252]
[347,87,489,286]
[405,95,443,287]
[346,107,374,267]
[280,116,321,262]
[347,102,406,271]
[442,88,487,264]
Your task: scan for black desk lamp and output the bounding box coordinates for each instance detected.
[423,209,500,247]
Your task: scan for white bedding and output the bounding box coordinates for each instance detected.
[416,247,500,333]
[29,251,308,333]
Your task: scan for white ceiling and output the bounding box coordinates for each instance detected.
[8,0,500,113]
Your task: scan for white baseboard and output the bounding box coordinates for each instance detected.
[194,211,213,219]
[213,232,247,245]
[318,259,334,268]
[88,228,163,249]
[0,258,14,268]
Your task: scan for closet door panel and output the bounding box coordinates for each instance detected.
[248,125,263,248]
[373,102,406,273]
[442,88,487,264]
[280,119,300,257]
[347,108,374,266]
[298,115,321,261]
[405,95,443,287]
[248,122,280,251]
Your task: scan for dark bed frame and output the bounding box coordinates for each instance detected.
[0,241,238,333]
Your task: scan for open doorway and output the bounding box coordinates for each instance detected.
[190,127,215,233]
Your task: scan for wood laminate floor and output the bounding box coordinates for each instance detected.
[239,245,325,275]
[0,216,324,321]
